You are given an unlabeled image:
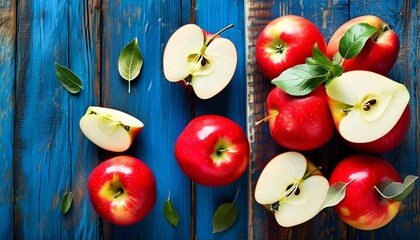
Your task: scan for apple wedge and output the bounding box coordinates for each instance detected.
[163,24,237,99]
[254,151,329,227]
[326,71,410,153]
[80,106,143,152]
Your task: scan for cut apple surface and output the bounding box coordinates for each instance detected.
[163,24,237,99]
[254,151,329,227]
[80,106,143,152]
[326,71,410,143]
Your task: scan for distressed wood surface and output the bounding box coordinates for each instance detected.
[246,0,419,239]
[0,0,418,239]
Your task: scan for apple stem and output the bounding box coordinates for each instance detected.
[303,166,323,180]
[205,24,234,46]
[255,111,279,126]
[113,189,123,199]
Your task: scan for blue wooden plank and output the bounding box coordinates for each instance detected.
[14,0,74,238]
[100,1,192,239]
[0,0,15,238]
[65,0,101,238]
[191,1,249,239]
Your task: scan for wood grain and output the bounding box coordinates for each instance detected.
[246,0,419,239]
[1,0,418,239]
[0,0,15,238]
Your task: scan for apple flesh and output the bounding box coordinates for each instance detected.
[163,24,237,99]
[254,151,329,227]
[327,15,400,76]
[88,155,157,226]
[174,115,250,186]
[326,70,410,153]
[79,106,144,152]
[266,86,334,151]
[256,15,327,80]
[329,155,402,230]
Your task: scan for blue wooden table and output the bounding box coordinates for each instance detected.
[0,0,418,239]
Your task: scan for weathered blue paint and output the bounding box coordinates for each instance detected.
[1,0,418,239]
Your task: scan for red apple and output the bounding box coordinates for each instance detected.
[88,155,157,226]
[266,85,334,151]
[174,115,250,186]
[327,15,400,76]
[329,155,402,230]
[326,71,410,154]
[256,15,327,80]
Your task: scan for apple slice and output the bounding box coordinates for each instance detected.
[326,71,410,147]
[79,106,143,152]
[254,151,329,227]
[163,24,237,99]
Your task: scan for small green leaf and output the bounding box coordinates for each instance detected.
[272,64,330,96]
[375,175,418,201]
[320,179,355,211]
[212,202,238,233]
[55,63,83,94]
[118,38,143,93]
[306,44,334,70]
[163,198,179,227]
[61,192,73,214]
[338,23,377,59]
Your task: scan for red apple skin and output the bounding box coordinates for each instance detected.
[88,156,157,226]
[256,15,327,80]
[346,105,411,154]
[329,155,402,230]
[327,15,400,76]
[266,86,334,151]
[174,115,250,186]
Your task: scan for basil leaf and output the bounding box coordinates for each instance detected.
[118,38,143,93]
[212,202,238,233]
[375,175,418,201]
[55,63,83,94]
[61,192,73,214]
[272,64,330,96]
[339,23,377,59]
[306,44,334,70]
[163,198,179,227]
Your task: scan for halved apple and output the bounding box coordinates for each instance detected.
[254,151,329,227]
[79,106,143,152]
[163,24,237,99]
[326,70,410,153]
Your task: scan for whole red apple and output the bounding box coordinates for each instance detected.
[266,86,334,151]
[174,115,250,186]
[327,15,400,76]
[256,15,327,80]
[329,155,403,230]
[88,155,157,226]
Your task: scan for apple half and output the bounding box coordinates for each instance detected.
[79,106,144,152]
[163,24,237,99]
[254,151,329,227]
[326,71,410,153]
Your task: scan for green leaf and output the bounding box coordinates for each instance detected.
[338,23,377,59]
[375,175,418,201]
[118,38,143,93]
[320,179,355,211]
[212,202,238,233]
[163,198,179,227]
[306,44,334,70]
[61,192,73,214]
[271,64,330,96]
[55,63,83,94]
